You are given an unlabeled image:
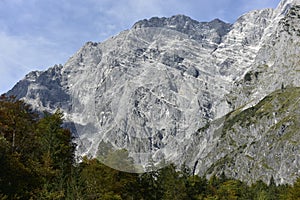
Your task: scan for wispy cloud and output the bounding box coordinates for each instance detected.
[0,31,69,93]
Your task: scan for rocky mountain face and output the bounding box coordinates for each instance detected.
[7,0,300,184]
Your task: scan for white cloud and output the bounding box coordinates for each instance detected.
[89,0,280,27]
[0,31,69,94]
[239,0,280,11]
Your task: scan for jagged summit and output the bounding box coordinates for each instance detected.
[7,0,300,184]
[132,15,232,43]
[275,0,300,16]
[133,14,202,29]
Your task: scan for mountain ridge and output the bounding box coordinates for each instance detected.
[7,0,300,184]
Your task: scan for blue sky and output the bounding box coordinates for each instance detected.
[0,0,281,94]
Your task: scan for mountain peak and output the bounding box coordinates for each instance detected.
[132,15,231,43]
[132,15,229,29]
[132,14,198,29]
[170,14,194,20]
[275,0,300,16]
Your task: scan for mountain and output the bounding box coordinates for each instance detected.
[7,0,300,184]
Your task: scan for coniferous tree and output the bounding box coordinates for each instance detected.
[157,164,189,200]
[35,110,76,199]
[0,96,40,199]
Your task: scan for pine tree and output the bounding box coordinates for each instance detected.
[35,110,76,198]
[157,164,189,200]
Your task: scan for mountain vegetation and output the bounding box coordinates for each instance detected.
[0,96,300,199]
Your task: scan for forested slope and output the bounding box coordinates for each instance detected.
[0,96,300,199]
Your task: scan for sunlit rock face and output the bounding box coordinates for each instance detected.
[7,0,300,184]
